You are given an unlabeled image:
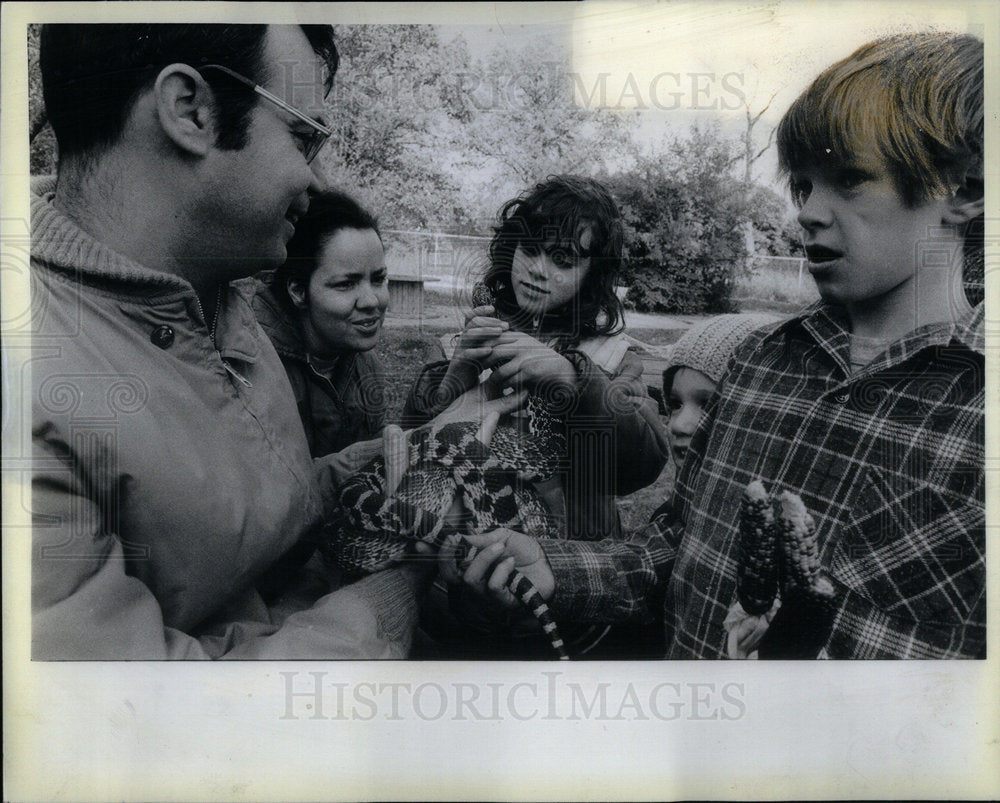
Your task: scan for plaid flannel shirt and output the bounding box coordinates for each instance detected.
[538,302,985,659]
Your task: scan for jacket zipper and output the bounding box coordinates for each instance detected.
[196,284,254,389]
[222,361,253,388]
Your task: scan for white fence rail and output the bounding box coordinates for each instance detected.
[748,255,809,288]
[735,254,817,306]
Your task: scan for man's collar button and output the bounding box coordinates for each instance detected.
[151,325,175,349]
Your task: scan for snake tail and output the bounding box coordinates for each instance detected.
[507,568,569,660]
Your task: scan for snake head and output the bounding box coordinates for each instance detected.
[471,283,495,308]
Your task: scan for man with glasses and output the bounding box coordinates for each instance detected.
[29,24,425,658]
[196,63,334,164]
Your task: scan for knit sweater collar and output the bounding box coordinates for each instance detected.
[31,175,193,295]
[31,175,262,363]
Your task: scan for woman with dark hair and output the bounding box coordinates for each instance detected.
[401,175,669,658]
[252,190,397,603]
[254,190,390,464]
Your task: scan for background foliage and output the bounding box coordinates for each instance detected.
[604,126,746,314]
[27,23,800,314]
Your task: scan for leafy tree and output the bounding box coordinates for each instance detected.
[459,37,635,215]
[25,21,800,307]
[604,124,749,314]
[322,25,477,231]
[28,24,57,175]
[747,184,804,258]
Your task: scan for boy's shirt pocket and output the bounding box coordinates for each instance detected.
[829,468,984,626]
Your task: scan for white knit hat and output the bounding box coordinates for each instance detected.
[663,313,776,390]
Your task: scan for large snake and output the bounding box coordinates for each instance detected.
[321,393,574,659]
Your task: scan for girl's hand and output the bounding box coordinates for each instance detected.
[436,305,508,408]
[451,304,508,367]
[484,330,577,394]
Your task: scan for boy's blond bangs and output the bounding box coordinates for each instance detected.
[776,32,983,207]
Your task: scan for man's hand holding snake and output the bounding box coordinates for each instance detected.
[429,384,529,437]
[332,344,571,657]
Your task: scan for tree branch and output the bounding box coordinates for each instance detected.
[751,88,781,123]
[752,126,776,163]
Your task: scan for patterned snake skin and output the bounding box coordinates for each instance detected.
[322,395,573,660]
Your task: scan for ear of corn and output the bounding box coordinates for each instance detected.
[737,480,779,615]
[752,489,840,659]
[756,586,836,659]
[776,490,821,591]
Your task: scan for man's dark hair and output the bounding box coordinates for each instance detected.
[273,190,381,313]
[40,24,337,163]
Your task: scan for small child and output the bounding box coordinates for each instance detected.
[451,32,985,660]
[661,314,775,472]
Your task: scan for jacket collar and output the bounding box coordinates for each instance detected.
[32,175,261,363]
[217,279,263,363]
[32,176,190,293]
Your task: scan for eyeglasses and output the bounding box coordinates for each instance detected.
[197,64,332,163]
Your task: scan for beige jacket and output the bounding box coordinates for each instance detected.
[27,178,419,659]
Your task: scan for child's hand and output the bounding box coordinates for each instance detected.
[484,331,577,394]
[451,305,508,367]
[437,529,556,609]
[436,306,510,409]
[430,385,528,435]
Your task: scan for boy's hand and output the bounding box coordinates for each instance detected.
[437,529,556,609]
[484,331,577,394]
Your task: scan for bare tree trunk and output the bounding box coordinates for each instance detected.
[739,88,780,280]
